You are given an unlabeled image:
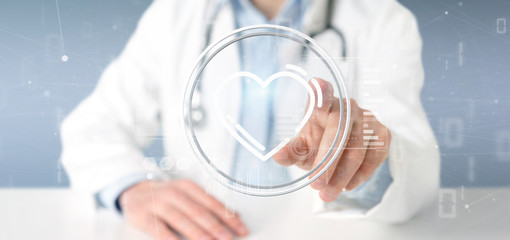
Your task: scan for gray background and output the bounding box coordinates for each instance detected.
[0,0,508,188]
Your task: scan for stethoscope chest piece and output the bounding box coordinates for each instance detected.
[191,92,207,127]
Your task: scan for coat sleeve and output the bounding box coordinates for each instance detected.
[60,0,175,195]
[314,0,440,223]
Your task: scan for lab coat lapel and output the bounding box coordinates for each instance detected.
[199,2,241,175]
[302,0,329,35]
[301,0,354,96]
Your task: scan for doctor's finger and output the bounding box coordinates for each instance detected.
[174,180,248,237]
[346,125,391,191]
[317,105,366,190]
[319,115,367,202]
[144,216,179,240]
[309,99,348,190]
[309,78,335,128]
[274,134,318,168]
[166,185,233,240]
[273,78,334,168]
[157,203,212,240]
[273,136,304,167]
[290,109,329,168]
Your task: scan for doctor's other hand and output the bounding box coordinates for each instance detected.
[119,179,249,240]
[273,78,391,203]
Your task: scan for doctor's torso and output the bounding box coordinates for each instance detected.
[59,0,438,223]
[155,0,368,179]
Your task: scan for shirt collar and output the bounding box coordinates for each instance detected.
[233,0,310,29]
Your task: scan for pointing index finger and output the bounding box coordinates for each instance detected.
[309,78,335,127]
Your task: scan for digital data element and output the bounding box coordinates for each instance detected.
[439,189,457,218]
[458,41,463,67]
[357,60,391,151]
[495,131,510,162]
[55,0,68,62]
[497,18,507,34]
[441,117,464,148]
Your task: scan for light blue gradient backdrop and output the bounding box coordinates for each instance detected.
[0,0,509,187]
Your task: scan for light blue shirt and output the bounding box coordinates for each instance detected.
[97,0,392,213]
[229,0,309,186]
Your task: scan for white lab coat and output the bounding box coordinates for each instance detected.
[61,0,440,223]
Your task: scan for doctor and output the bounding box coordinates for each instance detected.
[61,0,440,240]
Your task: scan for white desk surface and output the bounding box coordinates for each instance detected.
[0,187,508,240]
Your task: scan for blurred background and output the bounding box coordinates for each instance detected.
[0,0,509,188]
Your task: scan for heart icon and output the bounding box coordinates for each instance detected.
[215,64,323,161]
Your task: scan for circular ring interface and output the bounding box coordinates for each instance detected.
[183,24,350,196]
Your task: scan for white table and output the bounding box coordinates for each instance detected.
[0,187,508,240]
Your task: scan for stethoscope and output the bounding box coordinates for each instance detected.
[191,0,347,127]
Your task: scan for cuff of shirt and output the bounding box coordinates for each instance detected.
[95,173,151,214]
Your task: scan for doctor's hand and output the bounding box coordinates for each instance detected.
[273,78,391,203]
[119,179,249,240]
